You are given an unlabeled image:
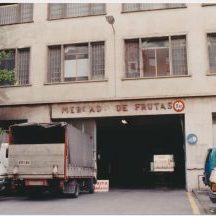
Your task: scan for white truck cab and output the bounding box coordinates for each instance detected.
[0,143,9,191]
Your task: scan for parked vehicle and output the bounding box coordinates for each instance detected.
[203,147,216,203]
[0,143,9,192]
[8,122,97,198]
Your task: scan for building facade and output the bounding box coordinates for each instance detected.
[1,3,216,191]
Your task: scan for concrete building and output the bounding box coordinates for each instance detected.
[0,3,216,191]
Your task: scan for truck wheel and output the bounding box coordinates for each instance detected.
[88,179,95,194]
[72,184,79,198]
[209,190,216,203]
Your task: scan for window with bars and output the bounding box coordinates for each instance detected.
[122,3,186,12]
[48,3,106,19]
[202,4,216,7]
[0,48,30,86]
[208,34,216,74]
[125,36,188,78]
[48,42,105,83]
[0,3,33,26]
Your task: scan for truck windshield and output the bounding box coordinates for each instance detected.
[210,149,216,169]
[10,125,65,144]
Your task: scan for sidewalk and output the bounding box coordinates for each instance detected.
[193,189,216,214]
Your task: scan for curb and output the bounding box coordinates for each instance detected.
[192,189,209,214]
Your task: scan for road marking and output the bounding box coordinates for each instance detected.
[186,192,200,215]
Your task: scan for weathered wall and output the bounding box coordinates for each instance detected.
[0,4,216,105]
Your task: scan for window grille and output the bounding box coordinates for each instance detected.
[0,48,30,86]
[125,36,187,78]
[125,39,140,78]
[17,48,30,85]
[91,42,105,79]
[171,36,187,76]
[48,46,61,83]
[122,3,186,12]
[48,42,105,83]
[208,34,216,73]
[48,3,105,19]
[0,3,33,25]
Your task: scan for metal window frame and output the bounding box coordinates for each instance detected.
[48,41,105,83]
[48,3,106,20]
[0,47,30,86]
[206,33,216,74]
[125,35,187,79]
[0,3,33,26]
[121,3,187,13]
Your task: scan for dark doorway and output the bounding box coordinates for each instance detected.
[96,114,185,189]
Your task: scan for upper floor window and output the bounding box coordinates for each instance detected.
[208,33,216,74]
[122,3,186,12]
[48,3,106,20]
[202,4,216,7]
[0,48,30,86]
[125,35,188,78]
[0,3,33,26]
[48,42,105,83]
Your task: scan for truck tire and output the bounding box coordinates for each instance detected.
[209,190,216,203]
[88,179,95,194]
[71,183,79,198]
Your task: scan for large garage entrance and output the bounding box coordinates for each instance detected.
[97,114,185,189]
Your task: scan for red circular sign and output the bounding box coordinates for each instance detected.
[173,100,185,112]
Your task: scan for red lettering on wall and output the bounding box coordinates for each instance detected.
[62,107,69,114]
[116,104,128,112]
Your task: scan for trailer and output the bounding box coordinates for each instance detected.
[8,122,97,197]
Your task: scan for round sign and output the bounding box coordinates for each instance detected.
[187,134,198,145]
[173,100,185,112]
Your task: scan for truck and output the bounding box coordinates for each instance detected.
[7,122,97,197]
[0,143,9,192]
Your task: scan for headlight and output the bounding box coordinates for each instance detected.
[211,183,216,192]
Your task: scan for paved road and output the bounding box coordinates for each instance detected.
[0,189,196,215]
[193,189,216,215]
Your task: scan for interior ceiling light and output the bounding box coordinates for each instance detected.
[121,120,128,124]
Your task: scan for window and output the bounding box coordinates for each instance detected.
[48,42,105,83]
[0,3,33,25]
[122,3,186,12]
[0,48,30,86]
[48,3,106,20]
[208,34,216,74]
[125,36,188,78]
[202,4,216,7]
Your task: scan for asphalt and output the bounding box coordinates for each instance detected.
[193,189,216,215]
[0,189,194,215]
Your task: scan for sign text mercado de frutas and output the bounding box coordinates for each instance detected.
[52,99,185,119]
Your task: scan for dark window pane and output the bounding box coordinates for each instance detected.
[0,50,15,70]
[91,42,105,80]
[143,49,156,77]
[48,46,61,83]
[125,40,140,78]
[20,3,33,23]
[49,3,105,19]
[122,3,186,12]
[208,34,216,73]
[17,48,30,85]
[171,36,187,75]
[157,48,170,76]
[0,4,33,25]
[49,3,64,19]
